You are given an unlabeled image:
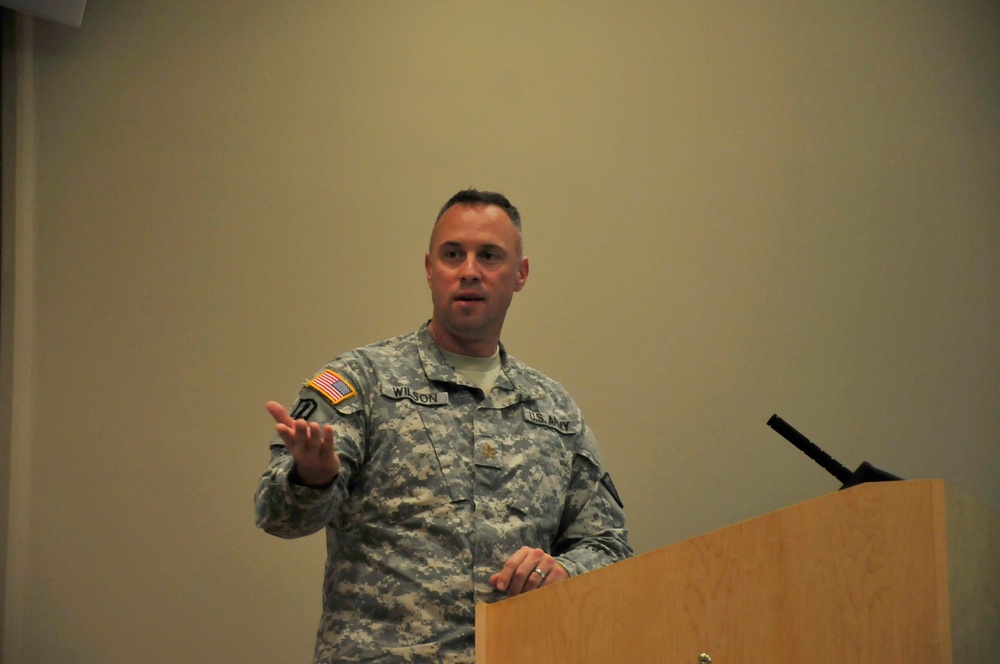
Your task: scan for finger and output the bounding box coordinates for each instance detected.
[514,552,566,595]
[265,401,294,427]
[490,547,530,592]
[295,423,341,487]
[506,548,545,596]
[266,402,298,447]
[308,421,323,446]
[545,561,569,585]
[278,418,314,455]
[512,552,546,596]
[527,560,567,593]
[291,419,314,448]
[309,424,336,461]
[296,423,335,463]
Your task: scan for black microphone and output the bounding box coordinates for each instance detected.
[766,414,903,489]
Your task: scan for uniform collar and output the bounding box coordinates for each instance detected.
[415,322,544,400]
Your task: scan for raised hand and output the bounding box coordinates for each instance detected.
[265,401,340,488]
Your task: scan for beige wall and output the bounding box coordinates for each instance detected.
[2,1,998,662]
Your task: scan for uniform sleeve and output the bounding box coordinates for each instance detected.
[253,359,368,539]
[551,424,633,576]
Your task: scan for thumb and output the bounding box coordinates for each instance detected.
[488,572,507,591]
[265,401,294,428]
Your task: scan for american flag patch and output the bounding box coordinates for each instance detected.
[306,370,356,406]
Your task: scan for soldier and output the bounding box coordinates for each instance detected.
[255,189,632,663]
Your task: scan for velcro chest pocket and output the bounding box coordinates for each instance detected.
[349,387,456,524]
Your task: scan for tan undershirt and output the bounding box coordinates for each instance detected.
[439,347,502,394]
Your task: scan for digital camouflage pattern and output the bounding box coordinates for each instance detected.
[255,324,632,663]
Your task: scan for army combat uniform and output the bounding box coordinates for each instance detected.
[255,324,632,663]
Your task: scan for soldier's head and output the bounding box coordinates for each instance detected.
[432,189,523,260]
[425,189,529,357]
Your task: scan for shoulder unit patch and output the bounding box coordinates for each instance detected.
[289,398,318,420]
[306,369,356,406]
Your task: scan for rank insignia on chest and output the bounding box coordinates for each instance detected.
[306,369,356,406]
[474,438,503,468]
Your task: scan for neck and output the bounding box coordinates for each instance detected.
[427,321,499,358]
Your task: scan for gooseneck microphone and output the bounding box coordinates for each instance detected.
[766,414,903,489]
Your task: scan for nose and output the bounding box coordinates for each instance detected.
[459,254,481,280]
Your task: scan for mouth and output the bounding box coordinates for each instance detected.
[454,292,485,303]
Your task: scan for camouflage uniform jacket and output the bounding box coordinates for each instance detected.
[255,324,632,663]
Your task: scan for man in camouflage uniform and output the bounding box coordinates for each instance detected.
[255,190,632,663]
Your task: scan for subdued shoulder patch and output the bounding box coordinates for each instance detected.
[601,471,624,509]
[289,398,317,420]
[306,369,356,406]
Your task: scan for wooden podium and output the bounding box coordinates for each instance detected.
[475,480,1000,663]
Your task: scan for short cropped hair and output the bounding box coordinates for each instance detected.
[435,189,521,231]
[432,189,524,256]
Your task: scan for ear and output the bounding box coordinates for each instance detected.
[424,252,432,285]
[513,256,529,292]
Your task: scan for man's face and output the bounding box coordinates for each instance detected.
[425,203,529,356]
